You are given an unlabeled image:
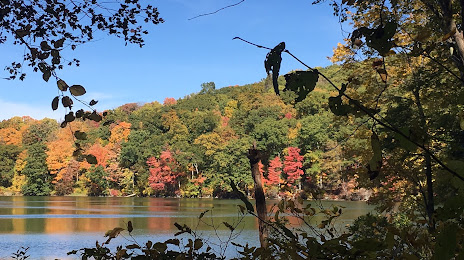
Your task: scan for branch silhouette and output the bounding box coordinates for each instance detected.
[234,37,464,182]
[189,0,245,20]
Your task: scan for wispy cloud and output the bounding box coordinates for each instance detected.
[0,99,63,121]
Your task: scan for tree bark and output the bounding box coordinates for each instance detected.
[413,89,435,231]
[248,142,268,248]
[437,0,464,71]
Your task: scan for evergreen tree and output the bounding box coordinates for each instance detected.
[0,144,22,187]
[22,143,51,196]
[86,166,108,196]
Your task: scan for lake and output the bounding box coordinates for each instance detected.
[0,196,374,259]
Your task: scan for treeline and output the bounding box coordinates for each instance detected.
[0,66,370,199]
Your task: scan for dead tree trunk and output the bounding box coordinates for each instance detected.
[248,143,268,248]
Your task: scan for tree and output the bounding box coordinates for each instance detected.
[21,143,51,196]
[85,166,108,196]
[199,82,216,94]
[46,128,74,180]
[22,118,58,145]
[283,147,304,189]
[265,156,282,186]
[54,160,80,196]
[147,148,183,196]
[0,143,22,187]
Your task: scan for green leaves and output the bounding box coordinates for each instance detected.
[434,223,458,260]
[265,42,286,95]
[394,127,417,152]
[284,70,319,102]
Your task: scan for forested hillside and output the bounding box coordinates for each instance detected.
[0,65,371,199]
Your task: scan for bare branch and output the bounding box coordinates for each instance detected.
[188,0,245,20]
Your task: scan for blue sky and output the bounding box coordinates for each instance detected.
[0,0,347,121]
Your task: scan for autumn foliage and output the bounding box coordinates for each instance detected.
[283,147,304,187]
[265,156,282,186]
[147,148,183,195]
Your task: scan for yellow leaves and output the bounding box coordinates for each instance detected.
[288,122,301,140]
[14,150,28,173]
[331,42,355,63]
[10,174,26,194]
[224,100,238,118]
[109,121,131,145]
[194,132,223,156]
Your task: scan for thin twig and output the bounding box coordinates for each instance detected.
[188,0,245,20]
[233,37,271,50]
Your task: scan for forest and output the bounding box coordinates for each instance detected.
[2,0,464,258]
[0,66,370,201]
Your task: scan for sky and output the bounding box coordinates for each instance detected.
[0,0,348,121]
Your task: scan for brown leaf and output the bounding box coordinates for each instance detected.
[57,79,69,91]
[51,96,59,110]
[372,59,383,67]
[62,96,73,108]
[127,221,133,233]
[86,154,98,164]
[40,41,51,51]
[69,85,86,96]
[376,68,388,83]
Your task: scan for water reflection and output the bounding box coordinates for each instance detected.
[0,197,374,259]
[0,197,374,235]
[2,198,368,235]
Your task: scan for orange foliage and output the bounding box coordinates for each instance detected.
[46,128,74,177]
[109,121,131,145]
[86,143,112,167]
[0,126,27,145]
[163,97,177,106]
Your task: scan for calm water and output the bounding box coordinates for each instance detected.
[0,197,374,259]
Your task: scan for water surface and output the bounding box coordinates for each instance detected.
[0,196,374,259]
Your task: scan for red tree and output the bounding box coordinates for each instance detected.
[163,97,177,106]
[283,147,304,187]
[147,149,182,194]
[265,156,282,185]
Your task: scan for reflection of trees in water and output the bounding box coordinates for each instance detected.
[0,197,373,235]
